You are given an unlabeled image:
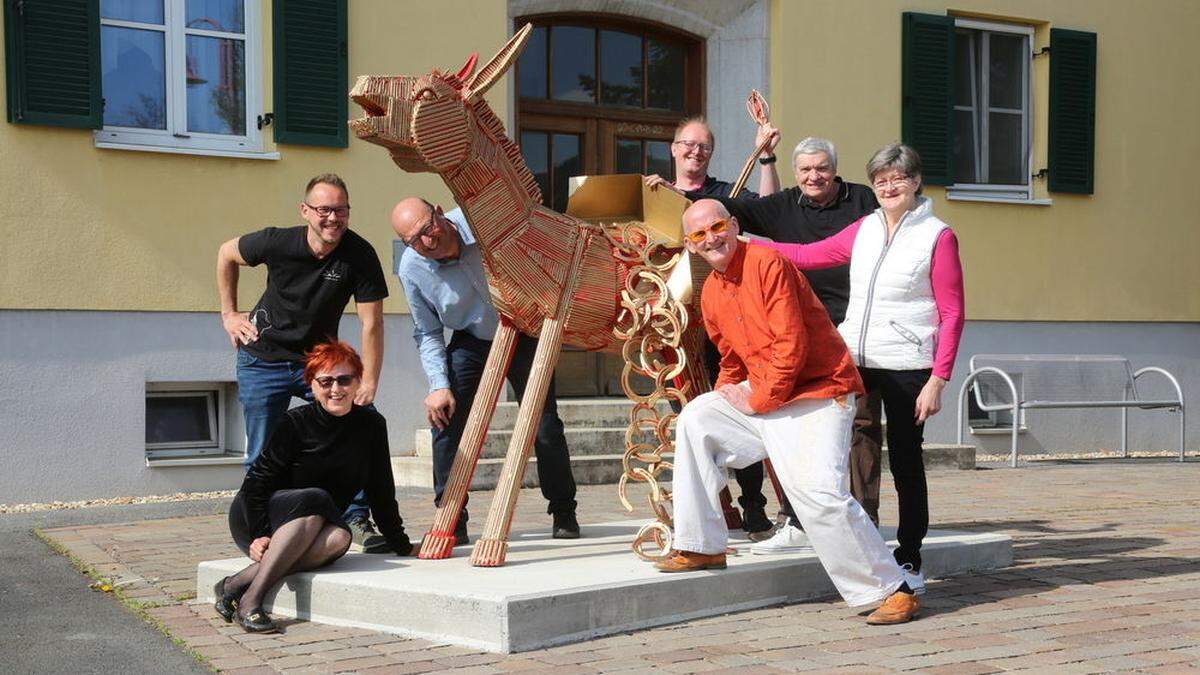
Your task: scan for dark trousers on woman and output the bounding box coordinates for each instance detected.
[431,331,578,522]
[860,367,931,571]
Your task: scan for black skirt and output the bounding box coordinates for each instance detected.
[228,487,350,555]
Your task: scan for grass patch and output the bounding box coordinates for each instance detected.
[33,528,215,672]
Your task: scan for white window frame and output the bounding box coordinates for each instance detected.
[948,18,1035,204]
[95,0,270,159]
[145,383,226,459]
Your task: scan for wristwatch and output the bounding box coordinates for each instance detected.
[758,154,777,165]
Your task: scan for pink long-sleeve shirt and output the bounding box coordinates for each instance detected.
[755,218,965,380]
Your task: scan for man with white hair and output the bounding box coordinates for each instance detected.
[656,199,920,626]
[697,138,884,554]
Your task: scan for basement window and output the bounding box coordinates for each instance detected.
[146,383,226,458]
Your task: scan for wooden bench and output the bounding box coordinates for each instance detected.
[954,354,1185,467]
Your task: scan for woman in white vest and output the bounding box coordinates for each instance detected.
[752,143,965,595]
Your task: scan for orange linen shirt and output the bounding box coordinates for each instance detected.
[701,244,865,414]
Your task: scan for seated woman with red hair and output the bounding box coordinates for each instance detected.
[217,341,412,633]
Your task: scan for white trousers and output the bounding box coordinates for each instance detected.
[672,389,905,607]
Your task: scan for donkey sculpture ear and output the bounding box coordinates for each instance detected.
[463,23,534,101]
[455,53,479,85]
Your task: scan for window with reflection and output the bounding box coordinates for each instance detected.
[98,0,262,154]
[515,16,702,217]
[518,23,690,111]
[515,17,704,397]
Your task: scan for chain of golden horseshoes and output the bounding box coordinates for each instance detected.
[602,223,692,562]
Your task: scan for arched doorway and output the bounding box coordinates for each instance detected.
[515,14,705,396]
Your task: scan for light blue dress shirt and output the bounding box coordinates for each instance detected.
[395,208,500,392]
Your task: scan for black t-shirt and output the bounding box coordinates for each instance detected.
[239,226,388,362]
[688,175,758,199]
[693,178,878,324]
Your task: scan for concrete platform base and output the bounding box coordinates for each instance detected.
[198,521,1010,653]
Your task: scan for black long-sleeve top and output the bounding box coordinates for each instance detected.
[687,179,878,324]
[236,402,412,555]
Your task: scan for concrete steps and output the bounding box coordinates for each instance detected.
[393,398,975,490]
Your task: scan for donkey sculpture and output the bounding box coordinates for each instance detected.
[349,25,708,566]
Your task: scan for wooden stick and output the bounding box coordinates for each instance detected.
[418,322,518,560]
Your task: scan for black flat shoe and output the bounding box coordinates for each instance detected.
[212,577,238,623]
[238,607,279,633]
[552,512,580,539]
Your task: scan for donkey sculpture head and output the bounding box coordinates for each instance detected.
[349,25,533,178]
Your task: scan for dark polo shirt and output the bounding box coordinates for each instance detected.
[691,177,878,324]
[683,175,758,199]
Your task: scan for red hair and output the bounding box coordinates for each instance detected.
[303,341,364,384]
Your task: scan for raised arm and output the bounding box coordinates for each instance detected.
[216,237,258,348]
[755,123,782,197]
[752,217,862,269]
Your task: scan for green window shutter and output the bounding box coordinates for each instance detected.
[901,12,955,186]
[4,0,101,128]
[1049,28,1096,194]
[273,0,348,147]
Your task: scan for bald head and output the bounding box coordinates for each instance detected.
[391,197,460,260]
[390,197,433,239]
[682,199,739,273]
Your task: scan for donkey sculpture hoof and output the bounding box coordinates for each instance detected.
[418,532,457,560]
[469,538,509,567]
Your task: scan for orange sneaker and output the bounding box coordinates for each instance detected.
[866,590,920,625]
[654,550,727,573]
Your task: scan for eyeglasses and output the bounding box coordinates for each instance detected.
[313,374,358,389]
[673,139,713,155]
[305,203,352,218]
[685,218,731,244]
[400,218,439,247]
[871,175,911,191]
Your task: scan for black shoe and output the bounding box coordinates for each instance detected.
[552,512,580,539]
[238,607,279,633]
[212,577,238,623]
[741,505,773,534]
[347,517,383,552]
[747,513,791,543]
[454,526,469,546]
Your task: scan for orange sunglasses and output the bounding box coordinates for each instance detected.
[685,218,731,244]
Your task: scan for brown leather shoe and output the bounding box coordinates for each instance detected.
[654,550,727,573]
[866,590,921,625]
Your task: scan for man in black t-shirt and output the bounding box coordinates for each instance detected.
[696,137,884,555]
[216,173,389,550]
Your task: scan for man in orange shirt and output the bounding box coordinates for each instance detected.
[655,199,919,624]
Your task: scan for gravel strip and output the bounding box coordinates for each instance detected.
[0,490,236,514]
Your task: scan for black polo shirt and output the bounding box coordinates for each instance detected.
[684,175,758,199]
[693,177,878,324]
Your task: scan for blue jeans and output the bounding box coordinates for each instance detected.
[235,349,369,522]
[431,331,577,519]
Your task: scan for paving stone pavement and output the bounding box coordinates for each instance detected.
[39,460,1200,673]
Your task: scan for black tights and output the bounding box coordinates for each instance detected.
[226,515,351,617]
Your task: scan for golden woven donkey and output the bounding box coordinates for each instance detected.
[349,25,708,566]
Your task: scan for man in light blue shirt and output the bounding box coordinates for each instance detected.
[391,197,579,544]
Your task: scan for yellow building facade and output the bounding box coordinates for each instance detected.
[2,0,1195,502]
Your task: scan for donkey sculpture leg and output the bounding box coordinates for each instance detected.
[418,322,519,560]
[470,314,567,566]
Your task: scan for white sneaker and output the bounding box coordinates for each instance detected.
[750,523,811,555]
[901,563,926,595]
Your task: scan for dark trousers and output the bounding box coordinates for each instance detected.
[861,367,931,571]
[431,331,578,519]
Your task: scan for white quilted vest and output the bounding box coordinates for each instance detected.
[838,197,948,371]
